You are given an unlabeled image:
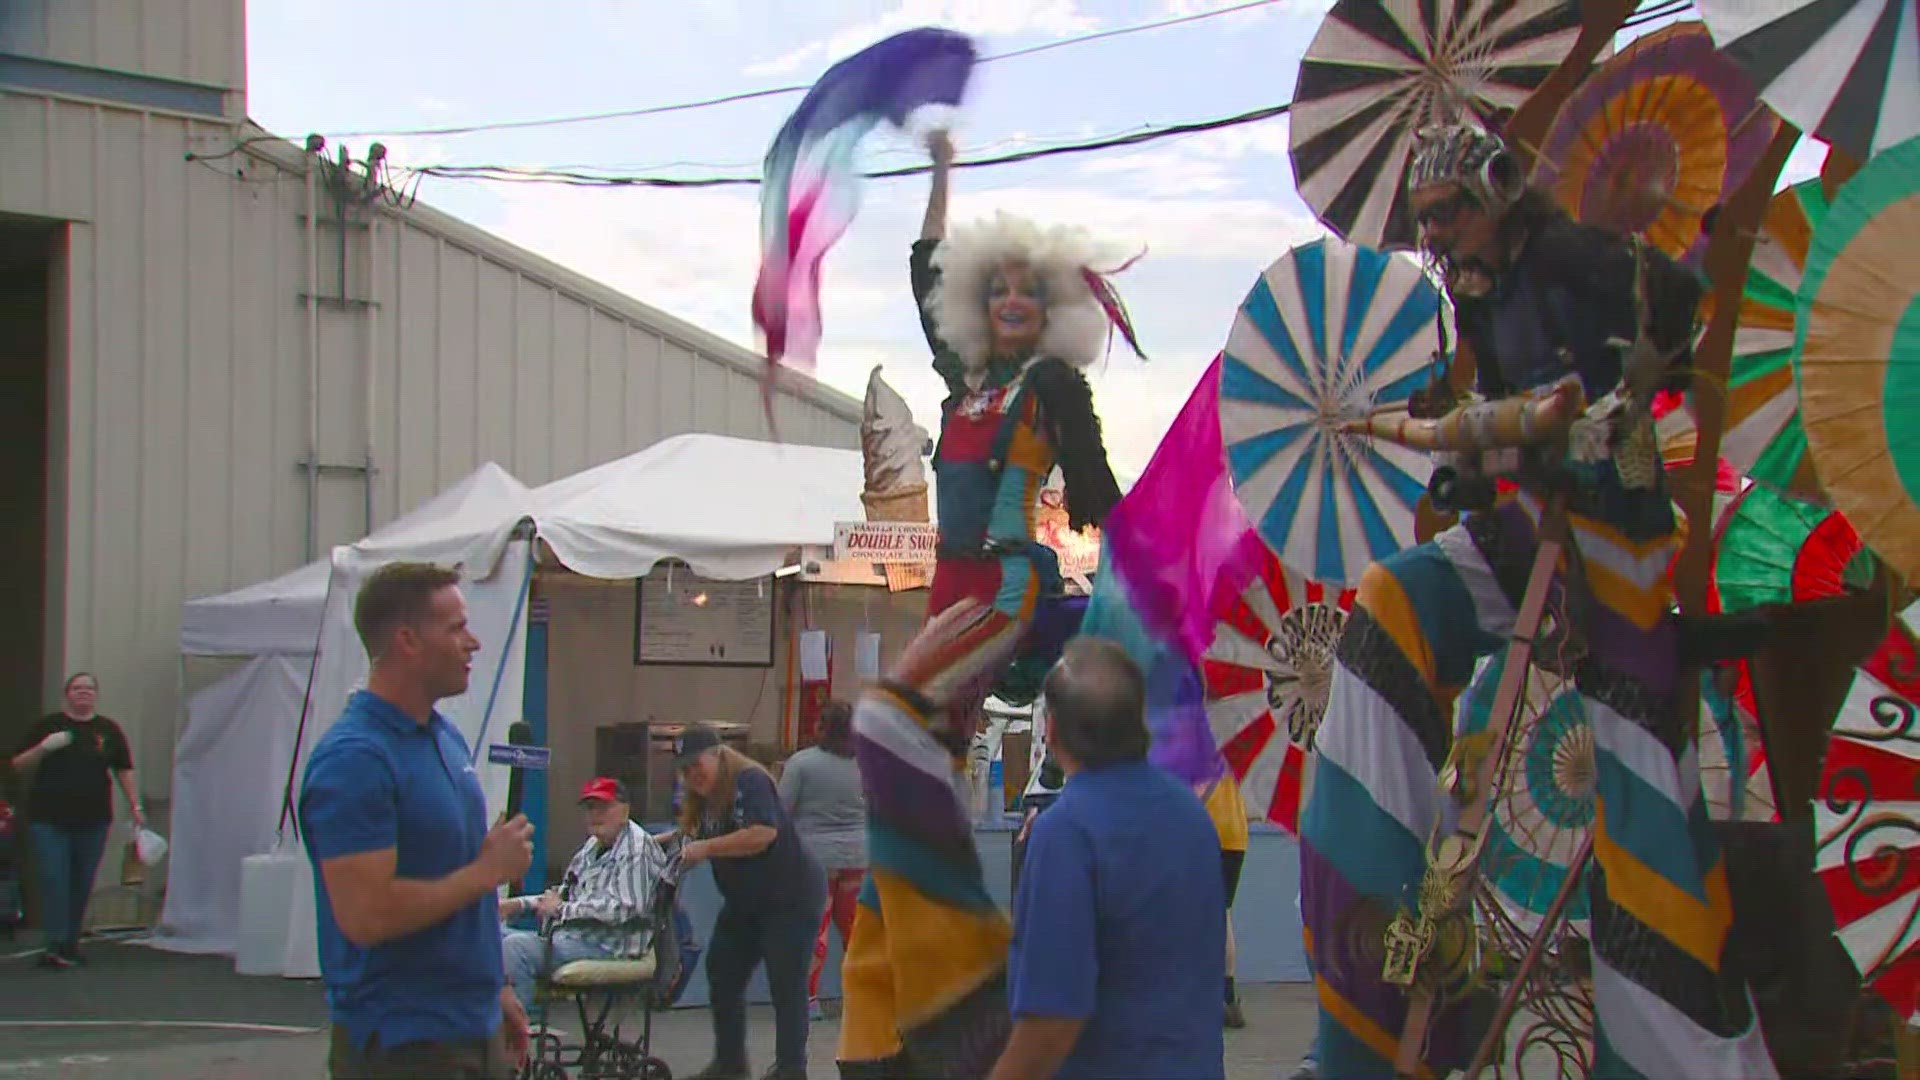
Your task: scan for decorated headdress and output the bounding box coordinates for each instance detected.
[926,211,1147,374]
[1408,123,1525,210]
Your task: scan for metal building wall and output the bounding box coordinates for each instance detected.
[0,89,863,795]
[0,0,246,116]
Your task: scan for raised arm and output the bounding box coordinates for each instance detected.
[911,130,967,393]
[921,130,953,241]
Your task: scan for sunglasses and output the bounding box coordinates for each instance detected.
[1416,191,1478,230]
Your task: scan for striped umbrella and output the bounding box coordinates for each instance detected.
[1699,0,1920,162]
[1699,178,1833,503]
[1219,236,1440,586]
[1289,0,1585,251]
[1202,543,1356,834]
[1534,21,1777,263]
[1796,135,1920,584]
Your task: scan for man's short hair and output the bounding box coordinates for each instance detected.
[1043,637,1149,770]
[353,562,461,658]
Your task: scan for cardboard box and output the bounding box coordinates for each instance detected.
[1002,730,1032,811]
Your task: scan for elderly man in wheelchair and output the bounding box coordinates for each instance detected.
[502,777,683,1080]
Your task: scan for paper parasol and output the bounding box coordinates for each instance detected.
[1699,0,1920,162]
[1795,135,1920,585]
[1712,481,1879,615]
[1699,674,1778,825]
[1705,178,1832,503]
[1218,237,1439,586]
[1533,21,1776,263]
[1813,663,1920,1020]
[1458,653,1776,932]
[1201,542,1356,834]
[1289,0,1585,250]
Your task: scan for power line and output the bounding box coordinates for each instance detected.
[319,0,1283,139]
[397,102,1290,189]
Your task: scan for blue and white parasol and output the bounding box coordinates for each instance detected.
[1218,237,1440,586]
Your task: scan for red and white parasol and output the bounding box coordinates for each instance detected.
[1201,542,1356,833]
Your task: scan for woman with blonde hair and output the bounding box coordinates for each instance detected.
[673,725,825,1080]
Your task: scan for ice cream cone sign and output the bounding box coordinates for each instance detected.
[860,367,933,591]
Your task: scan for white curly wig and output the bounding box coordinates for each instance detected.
[927,211,1141,376]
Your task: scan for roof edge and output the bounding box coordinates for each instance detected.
[237,121,862,424]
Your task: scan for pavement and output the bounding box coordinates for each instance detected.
[0,939,1319,1078]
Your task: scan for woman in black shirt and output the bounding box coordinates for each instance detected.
[671,725,825,1080]
[9,673,142,968]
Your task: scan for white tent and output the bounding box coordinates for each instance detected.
[150,463,531,957]
[222,433,917,977]
[176,462,530,658]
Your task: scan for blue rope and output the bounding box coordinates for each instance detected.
[471,543,537,764]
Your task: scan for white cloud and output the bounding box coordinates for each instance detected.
[743,0,1100,78]
[476,168,1325,473]
[1073,116,1295,197]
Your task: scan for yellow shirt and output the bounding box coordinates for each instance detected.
[1202,772,1249,852]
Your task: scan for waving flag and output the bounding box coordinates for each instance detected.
[752,28,977,423]
[1080,355,1270,782]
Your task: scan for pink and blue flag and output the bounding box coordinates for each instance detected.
[1079,354,1270,783]
[752,28,977,420]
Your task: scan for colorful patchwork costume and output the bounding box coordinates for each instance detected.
[1299,127,1779,1078]
[838,212,1134,1078]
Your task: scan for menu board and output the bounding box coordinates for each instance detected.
[634,563,776,667]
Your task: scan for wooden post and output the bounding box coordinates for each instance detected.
[1668,123,1801,617]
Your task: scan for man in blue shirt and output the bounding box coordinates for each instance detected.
[992,637,1227,1080]
[299,562,535,1079]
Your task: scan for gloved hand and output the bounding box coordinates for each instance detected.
[38,730,73,753]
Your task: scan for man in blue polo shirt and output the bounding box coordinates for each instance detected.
[991,637,1226,1080]
[299,561,535,1079]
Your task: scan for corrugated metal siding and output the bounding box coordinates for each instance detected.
[0,91,862,792]
[0,0,244,103]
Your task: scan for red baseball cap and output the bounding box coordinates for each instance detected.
[578,777,630,805]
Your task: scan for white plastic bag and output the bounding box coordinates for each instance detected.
[134,827,168,867]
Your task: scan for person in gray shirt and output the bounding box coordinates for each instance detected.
[778,701,867,1019]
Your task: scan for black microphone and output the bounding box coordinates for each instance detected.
[504,721,533,820]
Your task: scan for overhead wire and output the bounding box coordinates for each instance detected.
[316,0,1284,139]
[396,102,1291,189]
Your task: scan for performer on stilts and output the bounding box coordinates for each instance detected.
[1297,124,1780,1078]
[837,129,1137,1079]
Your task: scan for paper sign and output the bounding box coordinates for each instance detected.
[799,629,830,682]
[487,744,551,770]
[833,521,939,564]
[855,631,882,681]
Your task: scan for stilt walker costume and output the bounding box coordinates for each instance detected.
[836,134,1135,1079]
[1297,125,1779,1078]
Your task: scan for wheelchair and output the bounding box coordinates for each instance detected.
[519,849,687,1080]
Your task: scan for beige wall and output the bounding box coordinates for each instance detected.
[0,0,246,113]
[538,572,926,863]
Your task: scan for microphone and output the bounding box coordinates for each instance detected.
[504,721,534,820]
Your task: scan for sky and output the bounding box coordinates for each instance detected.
[244,0,1826,480]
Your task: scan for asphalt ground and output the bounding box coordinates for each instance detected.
[0,939,1320,1078]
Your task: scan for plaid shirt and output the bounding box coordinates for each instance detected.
[555,820,668,956]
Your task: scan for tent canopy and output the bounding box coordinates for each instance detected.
[343,432,919,584]
[179,462,530,656]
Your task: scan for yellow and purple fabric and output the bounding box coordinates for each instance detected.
[751,28,975,413]
[1301,457,1780,1076]
[840,679,1013,1078]
[1079,355,1270,785]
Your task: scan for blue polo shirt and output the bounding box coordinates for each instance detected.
[299,690,503,1049]
[1009,759,1226,1079]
